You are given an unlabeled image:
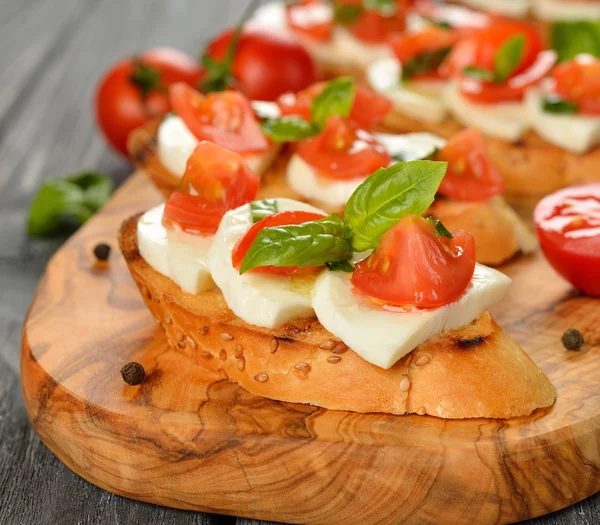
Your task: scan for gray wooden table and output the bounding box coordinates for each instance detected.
[0,1,598,524]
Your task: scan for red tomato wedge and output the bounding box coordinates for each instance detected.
[436,128,504,201]
[277,81,392,129]
[534,183,600,297]
[441,21,553,103]
[296,116,391,179]
[163,142,260,234]
[168,83,269,153]
[552,56,600,116]
[286,0,333,42]
[390,27,462,80]
[338,0,408,44]
[205,26,317,101]
[352,215,476,308]
[232,210,327,276]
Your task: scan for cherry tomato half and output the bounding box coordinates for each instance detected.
[297,116,391,179]
[205,26,318,101]
[163,141,259,234]
[96,48,203,156]
[232,210,327,276]
[552,55,600,116]
[534,183,600,297]
[277,81,392,129]
[436,128,505,201]
[169,83,269,153]
[352,214,476,308]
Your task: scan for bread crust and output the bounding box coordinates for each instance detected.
[119,214,556,419]
[128,120,534,265]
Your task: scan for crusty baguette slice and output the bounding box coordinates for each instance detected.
[381,109,600,212]
[128,119,534,265]
[119,214,556,419]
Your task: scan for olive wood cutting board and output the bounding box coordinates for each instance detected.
[21,171,600,525]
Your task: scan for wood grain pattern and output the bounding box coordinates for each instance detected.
[21,171,600,525]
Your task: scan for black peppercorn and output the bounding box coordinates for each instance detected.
[121,362,145,385]
[562,328,584,351]
[93,243,111,261]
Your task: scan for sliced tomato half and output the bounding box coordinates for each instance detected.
[436,128,505,201]
[232,210,327,276]
[169,83,269,153]
[296,116,391,179]
[277,81,392,129]
[351,214,476,308]
[552,55,600,116]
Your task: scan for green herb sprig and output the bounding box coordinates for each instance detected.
[27,172,114,238]
[240,160,449,273]
[462,34,525,84]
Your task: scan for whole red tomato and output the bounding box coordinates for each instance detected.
[205,27,318,101]
[95,48,204,156]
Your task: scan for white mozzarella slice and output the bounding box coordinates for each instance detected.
[526,88,600,154]
[312,264,511,369]
[208,198,326,329]
[286,132,446,208]
[137,205,214,294]
[367,58,448,123]
[459,0,531,18]
[532,0,600,20]
[250,1,288,30]
[156,107,280,178]
[445,81,529,142]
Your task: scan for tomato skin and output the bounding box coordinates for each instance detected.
[206,27,317,101]
[95,48,203,156]
[352,215,476,308]
[552,56,600,116]
[169,83,269,153]
[337,0,409,44]
[163,141,259,234]
[286,0,333,42]
[232,211,327,276]
[297,116,391,179]
[436,128,505,201]
[534,183,600,297]
[277,81,392,129]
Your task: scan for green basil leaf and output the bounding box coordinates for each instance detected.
[260,116,320,143]
[344,160,447,252]
[363,0,396,16]
[27,172,113,238]
[333,3,364,24]
[326,260,355,272]
[427,216,453,239]
[542,97,579,114]
[240,213,353,274]
[494,34,525,83]
[402,47,451,81]
[462,66,495,82]
[550,21,600,62]
[310,77,356,129]
[250,199,278,223]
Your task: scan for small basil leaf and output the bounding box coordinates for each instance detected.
[345,160,448,252]
[310,77,356,129]
[250,199,278,223]
[240,213,353,274]
[260,116,320,143]
[462,66,495,82]
[494,34,525,83]
[326,260,355,273]
[27,172,113,238]
[402,47,451,81]
[427,216,453,239]
[363,0,396,16]
[333,3,364,24]
[542,97,579,114]
[550,21,600,62]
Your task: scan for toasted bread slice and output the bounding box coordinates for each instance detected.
[119,214,556,419]
[381,110,600,212]
[128,120,535,265]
